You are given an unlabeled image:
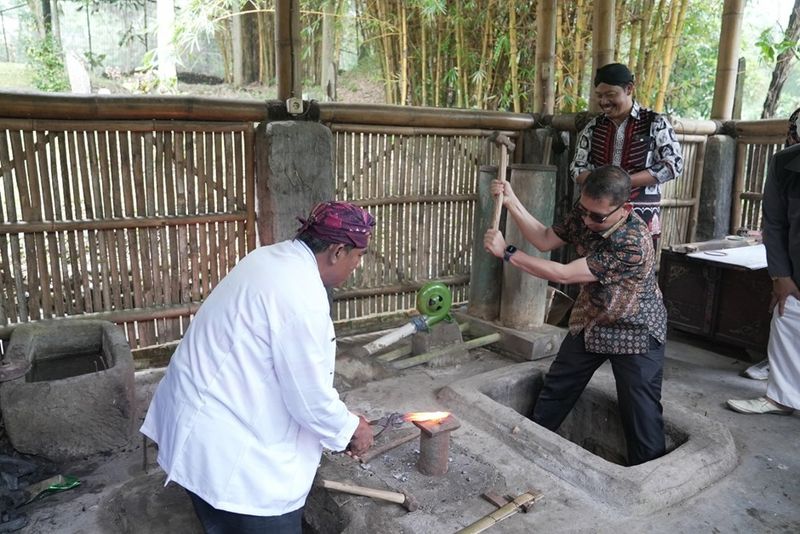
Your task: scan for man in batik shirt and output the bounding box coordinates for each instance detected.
[571,63,683,248]
[485,165,667,465]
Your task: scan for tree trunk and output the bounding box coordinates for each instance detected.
[156,0,177,89]
[761,0,800,118]
[232,9,243,86]
[321,0,337,101]
[243,2,261,85]
[654,0,689,111]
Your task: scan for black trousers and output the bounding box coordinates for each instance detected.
[532,332,666,466]
[187,490,303,534]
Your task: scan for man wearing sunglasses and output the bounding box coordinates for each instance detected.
[484,165,668,466]
[571,63,683,249]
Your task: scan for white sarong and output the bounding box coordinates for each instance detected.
[766,296,800,409]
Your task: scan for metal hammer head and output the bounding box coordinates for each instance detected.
[488,131,516,152]
[402,491,419,512]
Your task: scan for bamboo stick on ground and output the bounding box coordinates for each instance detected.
[392,332,501,369]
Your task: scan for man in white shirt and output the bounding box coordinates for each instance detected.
[727,109,800,416]
[141,201,376,533]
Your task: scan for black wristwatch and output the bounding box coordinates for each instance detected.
[503,245,518,262]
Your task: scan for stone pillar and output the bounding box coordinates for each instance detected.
[500,164,557,329]
[468,165,504,320]
[254,121,335,244]
[695,135,736,240]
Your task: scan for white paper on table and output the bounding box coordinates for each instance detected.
[686,244,768,270]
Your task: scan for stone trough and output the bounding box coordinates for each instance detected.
[437,362,739,515]
[0,320,135,462]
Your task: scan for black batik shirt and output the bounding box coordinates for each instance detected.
[552,209,667,354]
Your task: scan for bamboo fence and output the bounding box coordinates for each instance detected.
[0,92,788,354]
[658,133,707,258]
[328,124,509,327]
[730,120,787,233]
[0,119,256,349]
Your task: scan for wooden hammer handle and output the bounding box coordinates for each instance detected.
[319,479,406,505]
[491,145,509,230]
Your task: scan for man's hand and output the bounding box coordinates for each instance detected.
[490,179,518,208]
[771,277,800,316]
[346,415,373,458]
[483,229,506,259]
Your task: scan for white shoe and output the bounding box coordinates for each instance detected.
[742,359,769,380]
[726,397,793,415]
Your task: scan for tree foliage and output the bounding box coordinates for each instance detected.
[356,0,708,114]
[168,0,726,117]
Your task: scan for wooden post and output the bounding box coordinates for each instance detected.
[590,0,615,113]
[711,0,745,120]
[534,0,556,115]
[275,0,302,101]
[500,164,557,330]
[468,165,504,321]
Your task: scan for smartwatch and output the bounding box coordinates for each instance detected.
[503,245,518,262]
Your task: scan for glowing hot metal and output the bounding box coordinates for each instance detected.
[403,411,451,423]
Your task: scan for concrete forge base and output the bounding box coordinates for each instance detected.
[0,320,135,462]
[438,362,738,514]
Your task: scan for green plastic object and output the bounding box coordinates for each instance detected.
[24,474,80,504]
[416,282,453,327]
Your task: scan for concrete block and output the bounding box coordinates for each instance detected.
[696,135,736,240]
[411,321,467,368]
[438,362,738,514]
[255,121,335,245]
[0,320,136,461]
[454,310,565,360]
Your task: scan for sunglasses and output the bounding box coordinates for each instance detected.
[573,198,626,224]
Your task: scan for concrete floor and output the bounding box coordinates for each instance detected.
[14,331,800,534]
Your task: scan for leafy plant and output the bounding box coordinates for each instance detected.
[25,35,69,92]
[755,28,799,65]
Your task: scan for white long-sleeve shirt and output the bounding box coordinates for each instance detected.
[140,239,358,516]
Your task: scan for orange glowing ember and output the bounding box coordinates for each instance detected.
[403,411,451,423]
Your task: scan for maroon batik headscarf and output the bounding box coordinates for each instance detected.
[295,201,375,248]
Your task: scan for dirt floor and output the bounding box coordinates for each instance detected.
[8,327,799,534]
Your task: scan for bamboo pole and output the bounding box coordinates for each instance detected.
[392,332,501,369]
[332,275,470,301]
[0,302,203,339]
[534,0,557,114]
[275,0,301,101]
[0,212,246,236]
[456,491,542,534]
[508,0,520,112]
[590,0,615,113]
[730,142,747,232]
[711,0,745,120]
[0,94,537,131]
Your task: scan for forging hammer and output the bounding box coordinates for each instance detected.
[487,131,516,230]
[318,479,419,512]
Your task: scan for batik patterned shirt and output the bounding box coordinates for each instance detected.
[570,101,683,235]
[552,209,668,354]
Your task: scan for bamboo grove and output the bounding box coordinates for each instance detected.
[179,0,692,113]
[358,0,691,112]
